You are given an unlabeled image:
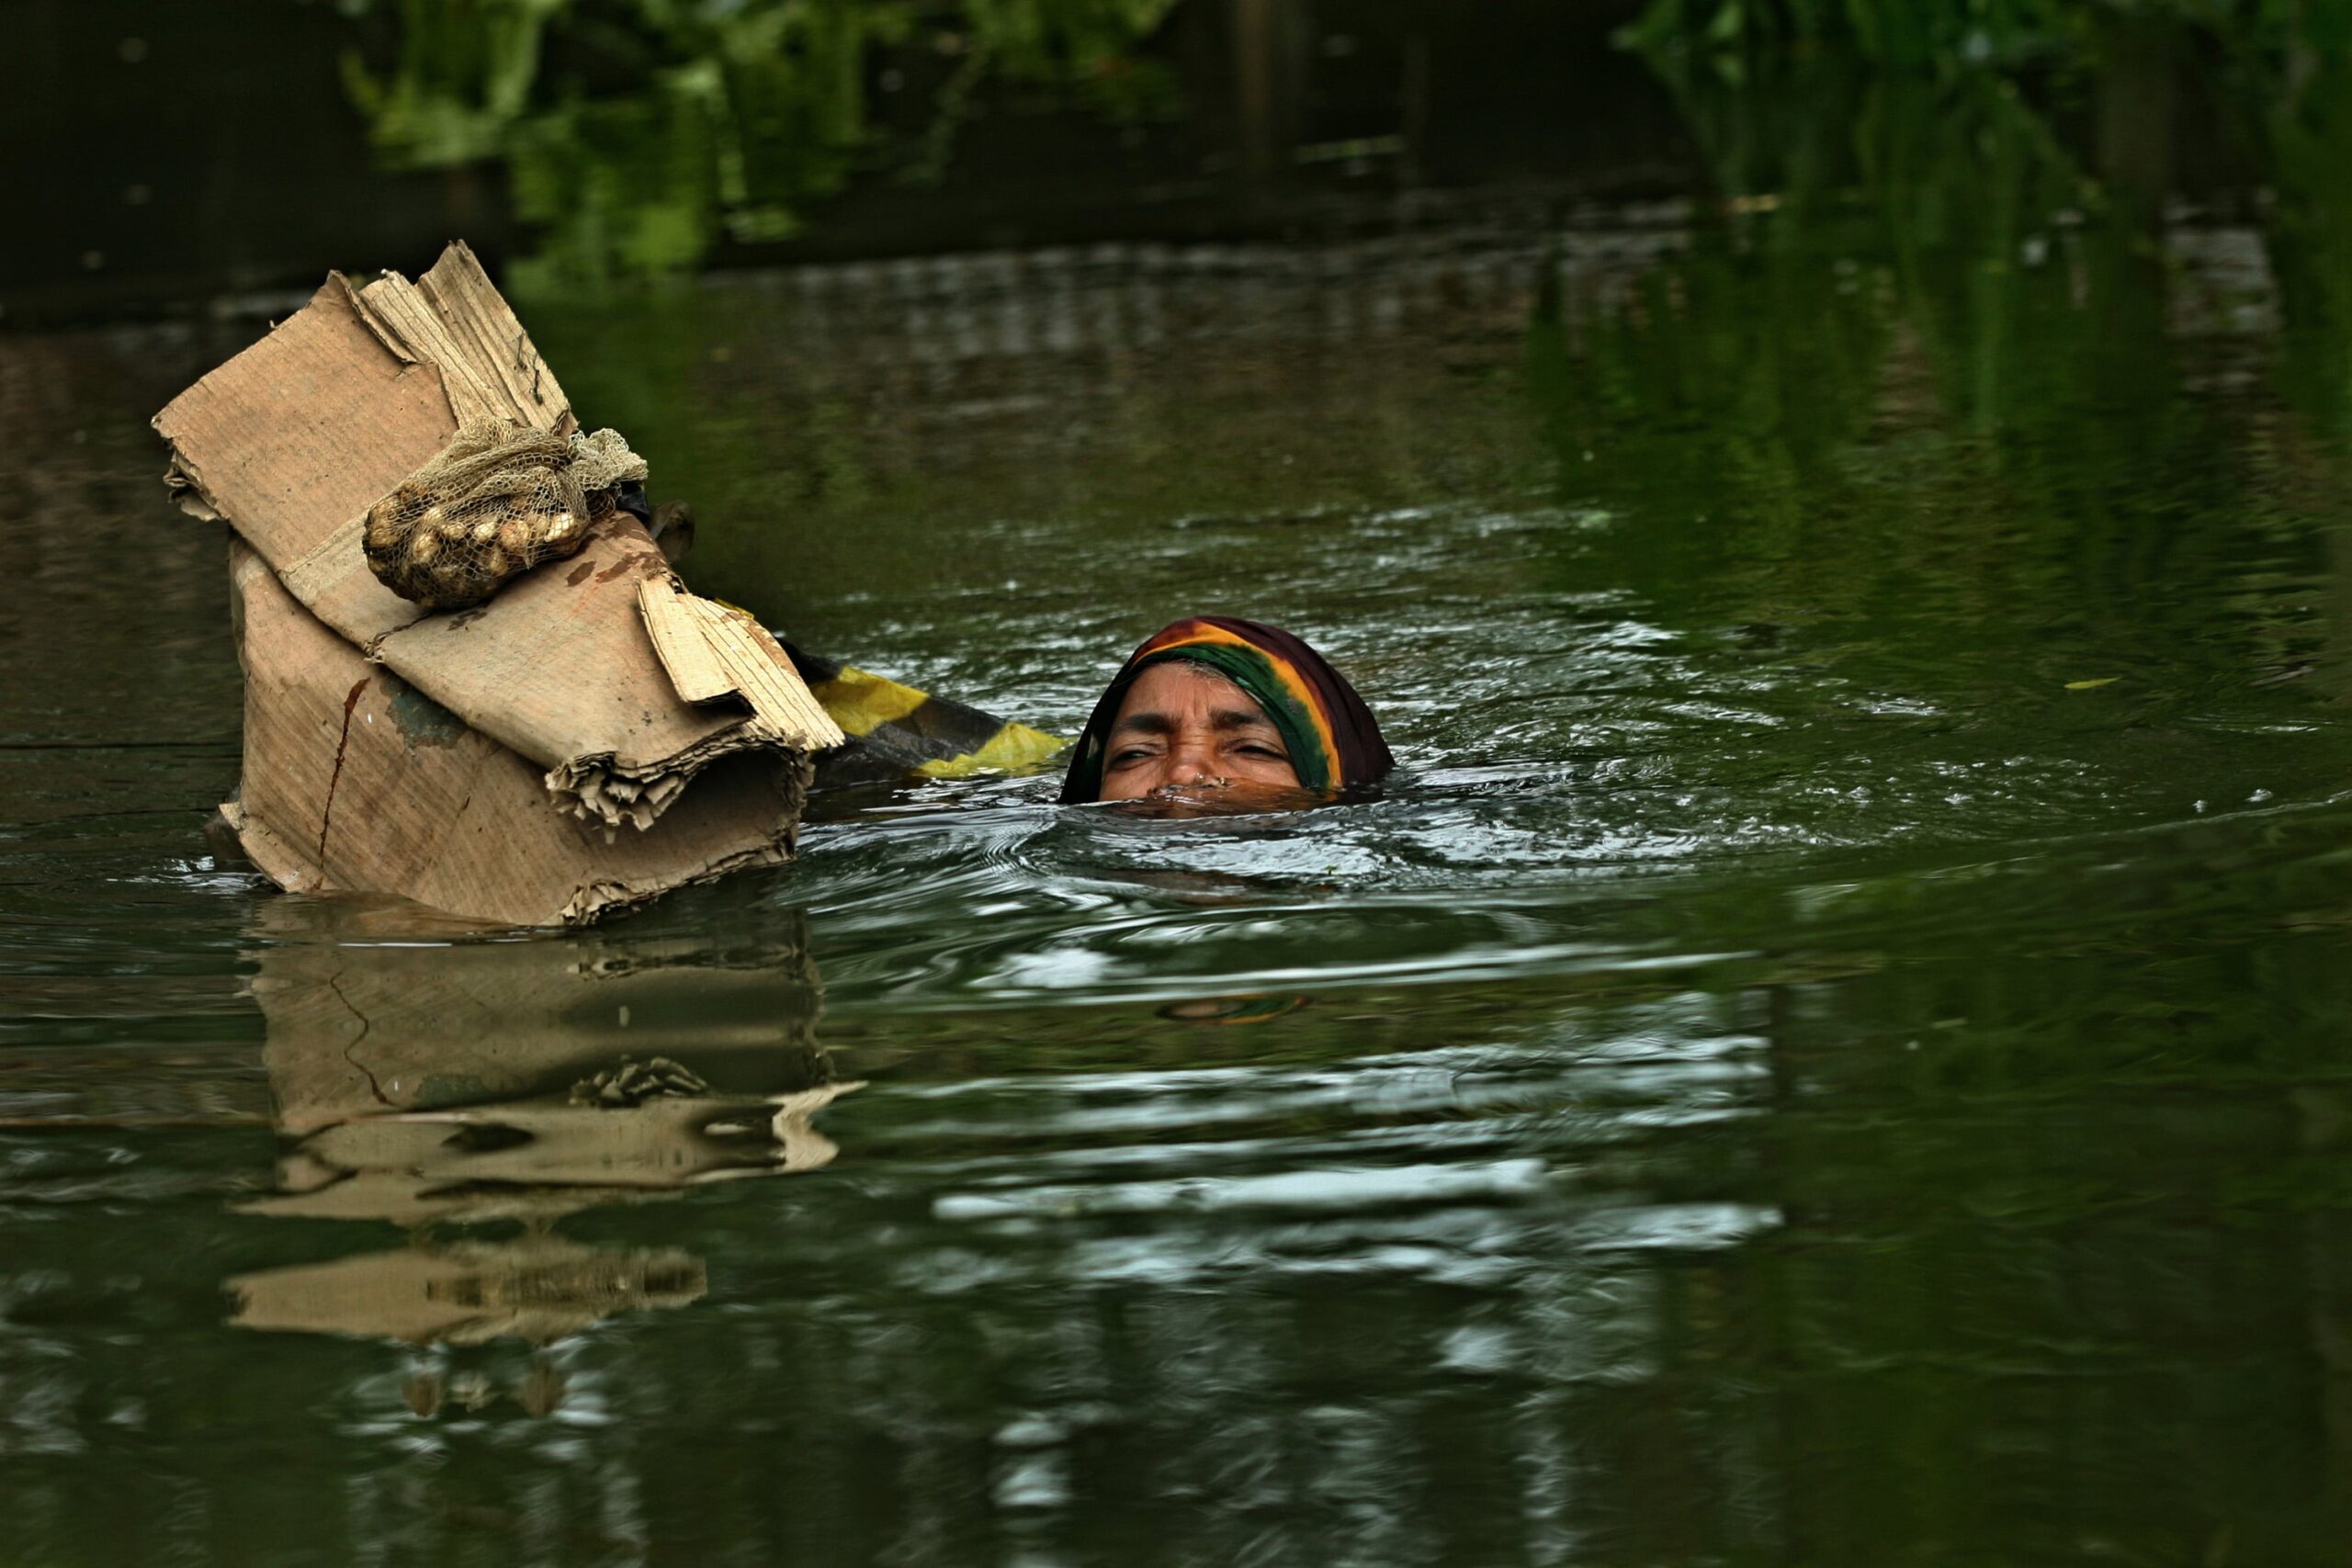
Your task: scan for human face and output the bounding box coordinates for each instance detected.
[1096,661,1306,804]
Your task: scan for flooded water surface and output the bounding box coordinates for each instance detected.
[11,7,2352,1565]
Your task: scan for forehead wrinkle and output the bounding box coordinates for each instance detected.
[1210,708,1280,734]
[1108,709,1177,738]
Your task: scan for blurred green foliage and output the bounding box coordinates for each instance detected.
[342,0,1178,295]
[1618,0,2329,78]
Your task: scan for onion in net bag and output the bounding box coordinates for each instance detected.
[362,419,649,611]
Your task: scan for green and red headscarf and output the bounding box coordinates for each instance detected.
[1059,616,1394,803]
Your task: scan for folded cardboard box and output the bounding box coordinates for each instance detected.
[157,243,842,925]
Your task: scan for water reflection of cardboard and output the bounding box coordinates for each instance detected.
[225,897,858,1350]
[239,897,828,1134]
[232,1235,708,1348]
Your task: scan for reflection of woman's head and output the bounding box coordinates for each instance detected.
[1059,616,1393,807]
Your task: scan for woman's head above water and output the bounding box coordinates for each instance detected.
[1058,616,1394,807]
[1092,660,1307,801]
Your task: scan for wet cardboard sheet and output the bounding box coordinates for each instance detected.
[157,243,842,923]
[155,243,838,835]
[222,537,806,928]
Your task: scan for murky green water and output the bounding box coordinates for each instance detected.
[15,28,2352,1564]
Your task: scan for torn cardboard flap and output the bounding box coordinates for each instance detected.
[686,595,846,750]
[639,575,847,750]
[352,243,574,434]
[639,575,740,704]
[154,243,834,833]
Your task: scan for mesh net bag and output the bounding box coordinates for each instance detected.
[362,419,650,611]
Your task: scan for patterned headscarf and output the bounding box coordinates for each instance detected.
[1059,616,1393,803]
